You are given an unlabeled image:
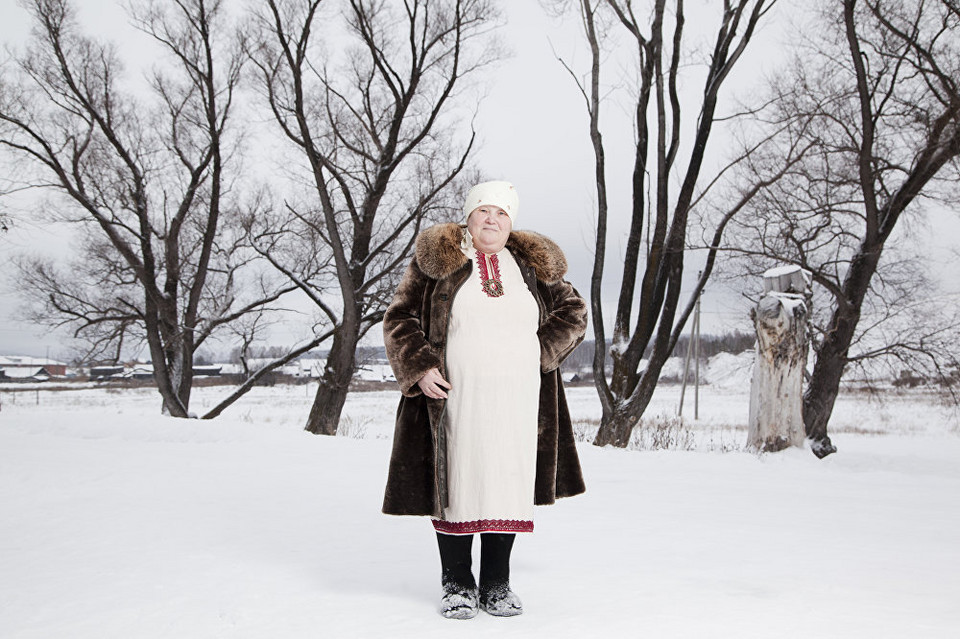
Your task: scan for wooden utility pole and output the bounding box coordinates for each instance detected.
[679,273,703,419]
[694,290,701,421]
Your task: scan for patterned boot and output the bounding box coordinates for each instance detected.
[436,532,478,619]
[479,533,523,617]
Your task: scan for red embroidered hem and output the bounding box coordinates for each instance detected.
[433,519,534,535]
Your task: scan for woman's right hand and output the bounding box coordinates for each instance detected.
[416,367,452,399]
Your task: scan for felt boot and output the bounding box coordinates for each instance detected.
[479,533,523,617]
[436,532,478,619]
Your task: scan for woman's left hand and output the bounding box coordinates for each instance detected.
[416,367,452,399]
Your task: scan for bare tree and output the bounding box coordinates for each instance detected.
[248,0,499,435]
[557,0,790,447]
[15,236,144,365]
[0,0,294,416]
[724,0,960,457]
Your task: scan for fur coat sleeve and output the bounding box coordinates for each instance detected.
[537,277,588,373]
[504,229,588,373]
[382,258,443,397]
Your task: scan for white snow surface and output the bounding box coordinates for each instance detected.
[2,384,959,638]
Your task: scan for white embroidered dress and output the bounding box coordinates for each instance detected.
[433,248,541,535]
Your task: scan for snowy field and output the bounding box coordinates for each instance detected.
[1,382,958,638]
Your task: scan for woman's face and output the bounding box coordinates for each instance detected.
[467,205,512,254]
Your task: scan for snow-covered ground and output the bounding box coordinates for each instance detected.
[1,383,958,638]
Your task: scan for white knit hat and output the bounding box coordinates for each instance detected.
[462,180,519,224]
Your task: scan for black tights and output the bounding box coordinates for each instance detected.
[436,532,516,592]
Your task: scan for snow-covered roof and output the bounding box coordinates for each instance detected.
[1,367,49,379]
[761,265,812,295]
[763,264,810,279]
[0,356,67,367]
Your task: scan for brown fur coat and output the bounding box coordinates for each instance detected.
[382,223,587,518]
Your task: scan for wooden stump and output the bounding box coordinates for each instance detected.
[747,266,811,452]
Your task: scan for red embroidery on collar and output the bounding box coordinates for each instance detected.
[477,250,504,298]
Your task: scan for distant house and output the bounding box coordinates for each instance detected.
[0,366,50,382]
[88,363,222,381]
[128,365,155,380]
[90,366,125,380]
[0,356,67,379]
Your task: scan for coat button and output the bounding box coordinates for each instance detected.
[439,293,448,301]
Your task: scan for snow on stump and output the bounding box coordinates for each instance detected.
[748,266,811,452]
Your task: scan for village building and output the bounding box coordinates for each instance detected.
[0,356,68,382]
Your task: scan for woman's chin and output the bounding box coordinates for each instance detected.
[473,234,506,251]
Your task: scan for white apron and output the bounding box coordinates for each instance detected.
[433,248,541,535]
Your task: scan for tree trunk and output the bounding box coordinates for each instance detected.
[748,292,808,452]
[593,406,633,448]
[593,262,683,447]
[593,373,658,447]
[803,246,881,457]
[803,316,857,458]
[160,341,192,417]
[177,334,195,416]
[304,323,359,435]
[145,301,189,418]
[802,348,841,458]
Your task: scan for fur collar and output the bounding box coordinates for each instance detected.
[414,223,568,283]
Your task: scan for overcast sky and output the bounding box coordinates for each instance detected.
[1,1,956,360]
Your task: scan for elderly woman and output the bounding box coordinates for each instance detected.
[382,181,587,619]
